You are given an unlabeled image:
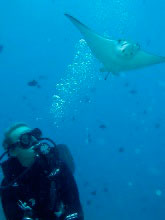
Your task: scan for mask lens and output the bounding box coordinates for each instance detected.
[19,128,42,148]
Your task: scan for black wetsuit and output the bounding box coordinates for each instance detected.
[0,145,84,220]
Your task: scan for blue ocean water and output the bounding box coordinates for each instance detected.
[0,0,165,219]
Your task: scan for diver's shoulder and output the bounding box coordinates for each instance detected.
[1,157,19,171]
[0,157,20,184]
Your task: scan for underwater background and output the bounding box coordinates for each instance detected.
[0,0,165,219]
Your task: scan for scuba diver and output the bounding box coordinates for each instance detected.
[0,123,84,220]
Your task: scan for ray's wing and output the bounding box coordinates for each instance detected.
[131,50,165,68]
[65,14,116,66]
[118,49,165,71]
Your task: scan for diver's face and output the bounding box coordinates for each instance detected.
[10,126,31,144]
[8,126,32,157]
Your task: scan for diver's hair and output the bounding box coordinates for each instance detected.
[3,123,29,149]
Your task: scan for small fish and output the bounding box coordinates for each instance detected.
[27,80,40,88]
[71,116,76,121]
[37,84,41,89]
[86,134,92,144]
[86,200,92,205]
[22,96,28,100]
[124,82,129,87]
[103,187,109,193]
[0,45,3,53]
[118,147,125,153]
[155,123,160,129]
[99,124,107,129]
[91,190,97,196]
[85,128,92,144]
[129,89,137,94]
[143,110,147,115]
[83,181,89,187]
